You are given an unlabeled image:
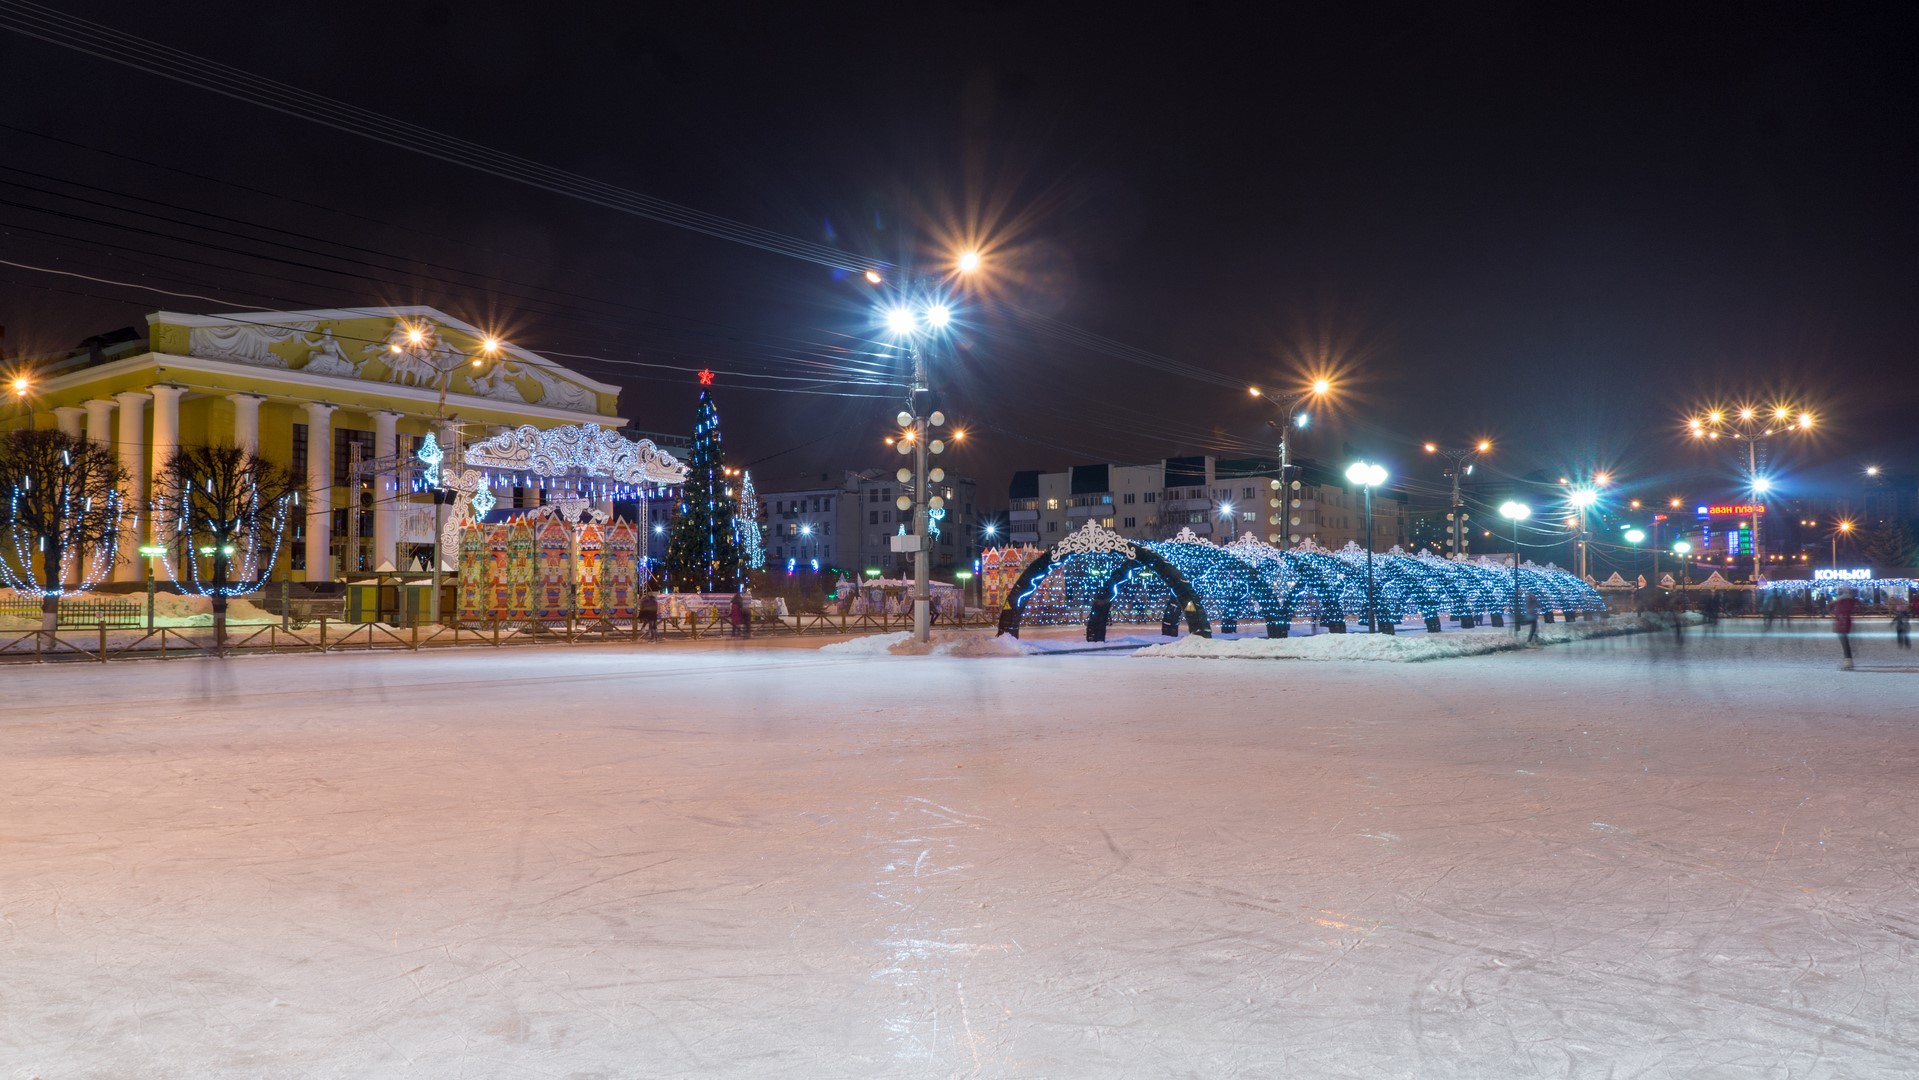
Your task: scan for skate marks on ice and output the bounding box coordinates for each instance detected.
[865,794,1023,1073]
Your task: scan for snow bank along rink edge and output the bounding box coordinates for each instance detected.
[818,617,1685,661]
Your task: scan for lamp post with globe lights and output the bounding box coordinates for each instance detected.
[1345,461,1387,632]
[1687,403,1815,584]
[1672,540,1693,603]
[1500,501,1531,631]
[1250,379,1332,635]
[1423,439,1492,557]
[1832,518,1854,570]
[871,251,981,643]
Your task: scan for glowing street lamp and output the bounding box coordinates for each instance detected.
[1567,487,1599,580]
[1424,439,1492,556]
[1345,461,1388,632]
[1499,502,1531,631]
[1686,400,1816,583]
[1672,539,1692,600]
[871,256,974,644]
[1832,519,1854,569]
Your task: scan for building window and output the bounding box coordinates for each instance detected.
[1144,492,1156,503]
[1124,517,1136,528]
[291,423,308,483]
[1123,493,1136,504]
[882,510,891,524]
[1047,521,1058,532]
[869,510,879,525]
[1046,498,1060,510]
[1242,511,1256,522]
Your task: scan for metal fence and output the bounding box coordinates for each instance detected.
[0,607,996,664]
[0,596,143,628]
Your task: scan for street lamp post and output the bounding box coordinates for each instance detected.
[1500,501,1531,631]
[1688,404,1814,584]
[1568,487,1599,581]
[1672,540,1692,603]
[1624,528,1646,584]
[874,254,977,644]
[1832,519,1853,569]
[1424,439,1491,557]
[1345,461,1387,632]
[1250,379,1330,636]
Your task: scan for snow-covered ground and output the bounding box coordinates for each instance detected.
[4,622,1915,1078]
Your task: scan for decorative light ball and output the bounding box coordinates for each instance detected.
[897,411,914,427]
[897,468,912,483]
[1290,533,1301,543]
[896,441,912,456]
[1290,480,1301,491]
[929,496,945,510]
[896,496,912,511]
[928,440,945,454]
[1290,516,1301,526]
[1269,498,1281,508]
[1291,499,1301,508]
[1269,515,1281,525]
[928,467,945,483]
[929,411,945,427]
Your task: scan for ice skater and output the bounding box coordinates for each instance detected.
[728,592,752,638]
[1523,590,1542,643]
[1891,589,1911,649]
[638,591,660,641]
[1832,586,1858,670]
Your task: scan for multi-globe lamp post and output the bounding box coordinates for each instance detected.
[1499,501,1531,632]
[1423,439,1492,557]
[1344,461,1387,632]
[1624,528,1647,583]
[1250,379,1331,636]
[1672,540,1692,601]
[1832,518,1854,569]
[874,251,981,644]
[1687,403,1814,584]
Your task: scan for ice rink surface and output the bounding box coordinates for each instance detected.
[4,622,1916,1079]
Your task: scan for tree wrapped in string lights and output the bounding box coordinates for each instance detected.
[735,468,766,571]
[152,444,302,646]
[0,429,128,628]
[664,387,744,593]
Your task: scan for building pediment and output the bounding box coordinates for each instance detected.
[147,307,617,417]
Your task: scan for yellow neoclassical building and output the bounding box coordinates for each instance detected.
[17,306,626,583]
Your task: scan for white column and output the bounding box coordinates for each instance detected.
[304,403,336,581]
[111,391,150,583]
[229,393,264,455]
[53,407,85,437]
[83,399,115,445]
[372,410,400,571]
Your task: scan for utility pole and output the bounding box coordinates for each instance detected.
[1424,441,1489,557]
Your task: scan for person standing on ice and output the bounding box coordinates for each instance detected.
[638,592,660,641]
[1523,589,1542,643]
[1889,588,1910,650]
[728,592,751,638]
[1832,586,1858,670]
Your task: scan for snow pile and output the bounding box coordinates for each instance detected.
[819,630,1035,657]
[1139,618,1676,662]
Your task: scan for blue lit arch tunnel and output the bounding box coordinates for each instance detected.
[1000,537,1607,636]
[998,548,1215,638]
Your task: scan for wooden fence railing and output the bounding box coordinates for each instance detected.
[0,608,996,664]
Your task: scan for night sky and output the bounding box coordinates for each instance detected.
[3,2,1914,513]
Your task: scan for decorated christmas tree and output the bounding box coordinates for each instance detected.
[664,384,744,593]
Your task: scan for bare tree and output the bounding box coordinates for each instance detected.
[0,429,129,629]
[152,444,302,647]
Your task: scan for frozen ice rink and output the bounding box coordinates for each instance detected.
[5,622,1916,1078]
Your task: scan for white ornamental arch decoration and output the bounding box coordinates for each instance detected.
[462,424,688,486]
[1053,520,1137,559]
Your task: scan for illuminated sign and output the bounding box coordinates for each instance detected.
[1699,504,1766,516]
[1813,568,1871,581]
